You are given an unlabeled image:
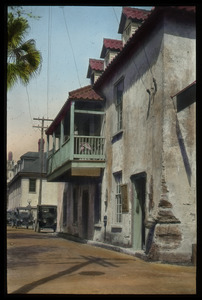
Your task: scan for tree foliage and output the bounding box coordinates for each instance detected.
[7,11,42,90]
[9,6,41,20]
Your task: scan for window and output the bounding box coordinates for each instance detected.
[29,179,36,193]
[114,172,122,223]
[114,79,124,131]
[90,73,95,85]
[124,25,131,37]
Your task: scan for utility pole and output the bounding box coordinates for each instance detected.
[33,117,53,206]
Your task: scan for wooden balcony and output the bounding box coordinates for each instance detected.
[47,135,105,182]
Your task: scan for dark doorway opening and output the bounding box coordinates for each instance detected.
[131,172,146,250]
[82,190,89,239]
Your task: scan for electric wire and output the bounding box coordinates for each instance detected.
[61,7,81,88]
[132,44,157,94]
[47,6,52,118]
[131,59,148,92]
[112,7,119,25]
[25,85,34,126]
[142,41,154,78]
[143,44,157,93]
[26,86,39,135]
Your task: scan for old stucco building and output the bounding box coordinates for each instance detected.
[46,6,196,263]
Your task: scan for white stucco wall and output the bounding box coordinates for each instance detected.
[159,16,196,259]
[95,21,165,247]
[93,13,196,262]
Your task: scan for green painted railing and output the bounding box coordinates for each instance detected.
[47,135,105,175]
[74,135,105,160]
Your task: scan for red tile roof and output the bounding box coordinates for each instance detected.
[69,85,103,101]
[89,59,104,71]
[103,38,123,50]
[46,86,103,135]
[123,7,150,20]
[94,6,195,90]
[87,59,104,78]
[100,38,123,58]
[118,7,151,33]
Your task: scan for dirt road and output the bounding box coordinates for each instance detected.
[7,227,196,295]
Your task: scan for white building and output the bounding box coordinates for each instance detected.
[7,151,65,227]
[7,151,15,184]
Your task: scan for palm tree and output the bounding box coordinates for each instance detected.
[7,13,42,90]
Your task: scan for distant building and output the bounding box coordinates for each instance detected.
[7,151,15,183]
[7,150,65,227]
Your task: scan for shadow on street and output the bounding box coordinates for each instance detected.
[11,255,120,294]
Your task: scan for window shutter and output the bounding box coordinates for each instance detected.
[120,184,128,212]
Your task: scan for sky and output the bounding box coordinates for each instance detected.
[7,6,152,162]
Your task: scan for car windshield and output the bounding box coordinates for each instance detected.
[41,208,56,214]
[19,212,29,217]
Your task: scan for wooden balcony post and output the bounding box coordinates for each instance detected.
[70,101,75,160]
[53,132,56,153]
[46,135,49,157]
[60,119,64,148]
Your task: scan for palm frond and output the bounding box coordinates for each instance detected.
[7,63,27,90]
[8,13,29,50]
[7,14,42,91]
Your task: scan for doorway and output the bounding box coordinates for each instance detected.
[82,190,89,239]
[131,173,146,250]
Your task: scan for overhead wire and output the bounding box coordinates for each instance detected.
[24,6,38,132]
[122,6,156,94]
[21,7,34,127]
[143,45,153,77]
[143,43,157,94]
[131,58,148,92]
[131,40,157,94]
[112,7,119,25]
[61,7,81,88]
[25,85,34,126]
[47,6,52,118]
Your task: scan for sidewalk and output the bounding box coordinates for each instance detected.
[57,232,192,265]
[58,232,143,256]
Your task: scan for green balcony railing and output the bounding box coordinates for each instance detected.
[47,135,105,175]
[74,135,105,160]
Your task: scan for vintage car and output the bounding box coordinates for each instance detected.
[7,210,13,225]
[35,205,57,232]
[10,207,34,229]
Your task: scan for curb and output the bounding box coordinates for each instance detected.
[57,232,148,261]
[88,241,149,261]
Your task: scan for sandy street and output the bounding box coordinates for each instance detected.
[7,227,196,295]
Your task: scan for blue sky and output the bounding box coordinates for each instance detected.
[7,6,152,162]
